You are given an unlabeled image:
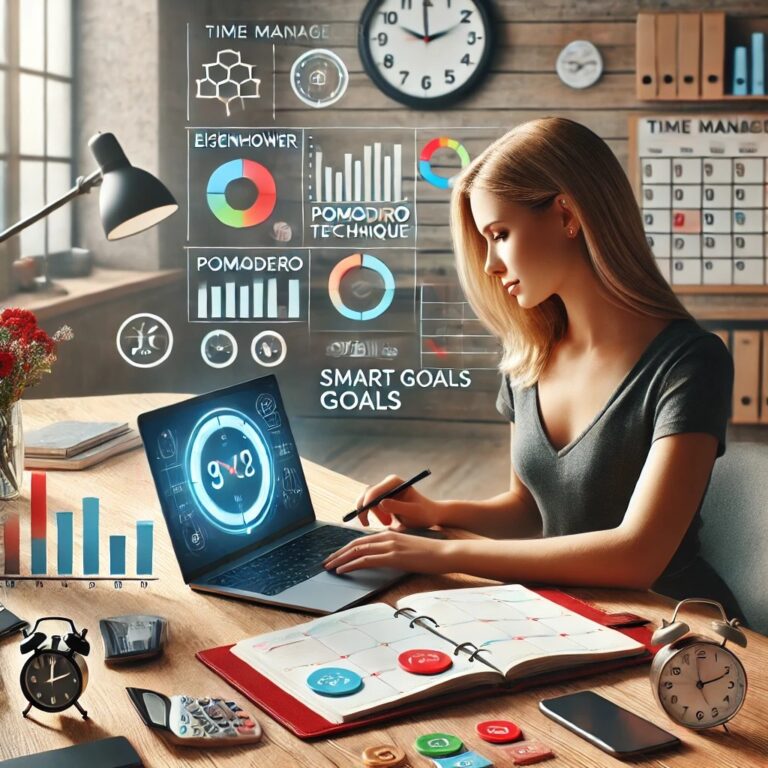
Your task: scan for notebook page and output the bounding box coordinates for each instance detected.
[397,584,645,677]
[231,602,501,723]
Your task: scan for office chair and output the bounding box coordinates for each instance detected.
[697,441,768,636]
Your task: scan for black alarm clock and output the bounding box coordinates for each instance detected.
[20,616,90,719]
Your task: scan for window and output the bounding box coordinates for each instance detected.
[2,0,74,258]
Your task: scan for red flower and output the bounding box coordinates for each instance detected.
[0,350,15,378]
[32,328,55,355]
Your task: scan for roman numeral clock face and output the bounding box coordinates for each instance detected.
[359,0,495,109]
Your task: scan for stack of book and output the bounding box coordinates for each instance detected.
[24,421,142,471]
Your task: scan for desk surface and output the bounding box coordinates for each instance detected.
[1,394,766,767]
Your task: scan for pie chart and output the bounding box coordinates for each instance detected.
[206,159,277,228]
[328,253,395,321]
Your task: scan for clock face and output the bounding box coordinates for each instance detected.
[201,330,238,369]
[22,652,83,712]
[556,40,603,90]
[657,641,747,728]
[359,0,495,109]
[186,408,274,534]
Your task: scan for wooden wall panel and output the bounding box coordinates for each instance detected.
[154,0,768,421]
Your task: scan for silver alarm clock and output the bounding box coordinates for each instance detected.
[650,598,748,731]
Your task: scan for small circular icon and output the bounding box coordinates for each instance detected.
[398,649,453,675]
[116,313,173,368]
[290,49,349,108]
[306,667,363,697]
[419,137,471,190]
[206,159,277,228]
[414,732,464,758]
[475,719,523,744]
[201,330,238,368]
[361,744,407,768]
[251,330,287,367]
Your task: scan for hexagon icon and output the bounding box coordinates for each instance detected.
[196,49,262,116]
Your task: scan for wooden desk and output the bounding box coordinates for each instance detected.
[1,394,766,767]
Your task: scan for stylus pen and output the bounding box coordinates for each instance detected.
[342,469,432,523]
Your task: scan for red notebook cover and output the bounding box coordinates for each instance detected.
[196,588,660,739]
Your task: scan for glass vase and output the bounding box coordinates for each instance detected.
[0,400,23,500]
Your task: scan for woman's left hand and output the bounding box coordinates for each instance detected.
[323,531,453,575]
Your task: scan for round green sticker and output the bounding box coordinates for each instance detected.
[414,732,464,758]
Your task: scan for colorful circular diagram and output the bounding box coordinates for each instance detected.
[206,159,276,228]
[328,253,395,321]
[419,137,471,190]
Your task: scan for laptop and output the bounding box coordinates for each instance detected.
[137,374,404,614]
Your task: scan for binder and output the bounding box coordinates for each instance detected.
[701,12,725,98]
[656,14,678,98]
[732,330,760,424]
[677,13,701,99]
[732,46,748,95]
[636,13,657,99]
[197,588,658,739]
[761,331,768,424]
[751,32,765,95]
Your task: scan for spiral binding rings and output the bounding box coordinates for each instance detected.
[408,615,439,629]
[453,641,479,657]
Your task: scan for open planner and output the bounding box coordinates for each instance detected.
[229,584,647,724]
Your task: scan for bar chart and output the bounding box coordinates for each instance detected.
[194,277,303,321]
[308,135,406,204]
[1,472,155,581]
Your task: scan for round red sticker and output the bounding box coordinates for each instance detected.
[475,719,523,743]
[397,649,453,675]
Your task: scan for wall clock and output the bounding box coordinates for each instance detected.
[359,0,496,109]
[555,40,603,89]
[186,408,274,534]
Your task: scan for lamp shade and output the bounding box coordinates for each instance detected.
[88,132,178,241]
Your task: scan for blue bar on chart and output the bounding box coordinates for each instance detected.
[136,521,154,575]
[83,497,100,574]
[109,535,126,575]
[56,511,74,575]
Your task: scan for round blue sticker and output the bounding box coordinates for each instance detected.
[306,667,364,697]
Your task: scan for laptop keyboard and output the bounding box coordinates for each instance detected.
[207,526,366,596]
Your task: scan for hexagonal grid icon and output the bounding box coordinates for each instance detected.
[196,49,261,116]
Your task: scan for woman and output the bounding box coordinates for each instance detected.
[324,117,739,616]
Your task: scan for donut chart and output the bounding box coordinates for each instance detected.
[328,253,395,321]
[206,159,277,228]
[419,137,471,190]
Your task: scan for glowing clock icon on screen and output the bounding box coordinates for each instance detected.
[186,408,274,534]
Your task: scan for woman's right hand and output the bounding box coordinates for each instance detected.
[353,474,444,530]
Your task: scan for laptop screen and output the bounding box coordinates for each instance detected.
[138,375,315,582]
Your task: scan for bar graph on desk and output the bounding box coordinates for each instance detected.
[420,284,500,371]
[308,136,406,203]
[0,472,156,582]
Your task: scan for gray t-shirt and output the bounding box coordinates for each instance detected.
[496,318,738,609]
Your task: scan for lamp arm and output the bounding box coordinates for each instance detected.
[0,168,103,245]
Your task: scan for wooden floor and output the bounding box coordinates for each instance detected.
[294,419,768,503]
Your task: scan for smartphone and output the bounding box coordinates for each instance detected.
[539,690,681,759]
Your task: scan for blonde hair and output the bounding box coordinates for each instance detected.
[450,117,694,389]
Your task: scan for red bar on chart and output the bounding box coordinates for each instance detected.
[31,471,47,575]
[2,512,20,575]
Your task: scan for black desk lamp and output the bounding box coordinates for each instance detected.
[0,131,177,247]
